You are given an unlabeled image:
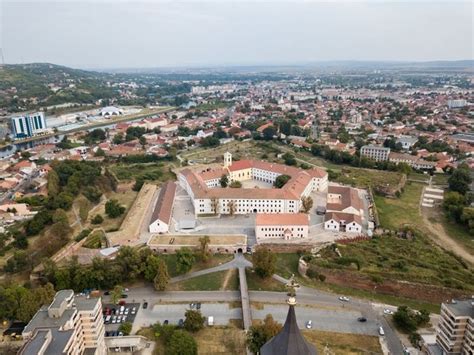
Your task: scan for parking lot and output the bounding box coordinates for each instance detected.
[103,303,141,336]
[132,301,377,336]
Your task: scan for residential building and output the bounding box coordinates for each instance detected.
[324,211,362,233]
[436,298,473,355]
[21,290,106,355]
[11,112,47,139]
[448,99,467,109]
[397,135,418,150]
[324,185,364,233]
[149,181,177,233]
[360,145,391,162]
[389,152,437,170]
[255,213,309,241]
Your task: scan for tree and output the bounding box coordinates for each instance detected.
[139,136,147,147]
[94,147,106,157]
[133,177,145,191]
[219,174,229,188]
[167,330,198,355]
[111,285,123,304]
[118,321,132,335]
[448,165,472,195]
[83,186,102,203]
[153,259,169,291]
[91,214,104,224]
[105,199,126,218]
[262,126,277,140]
[301,196,313,213]
[47,170,60,197]
[247,314,282,354]
[252,246,276,279]
[393,306,418,333]
[274,174,291,188]
[198,236,211,262]
[282,152,296,166]
[176,247,195,274]
[113,133,124,145]
[184,309,205,332]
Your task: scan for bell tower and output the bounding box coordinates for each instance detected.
[223,152,232,168]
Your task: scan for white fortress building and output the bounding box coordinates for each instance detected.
[178,152,328,216]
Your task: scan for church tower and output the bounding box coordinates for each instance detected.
[223,152,232,168]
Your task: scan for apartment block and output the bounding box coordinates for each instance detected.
[20,290,106,355]
[436,298,473,355]
[11,112,47,139]
[360,145,391,162]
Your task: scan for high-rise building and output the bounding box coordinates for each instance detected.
[10,112,47,139]
[436,298,473,355]
[20,290,106,355]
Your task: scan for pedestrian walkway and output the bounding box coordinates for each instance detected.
[421,186,444,208]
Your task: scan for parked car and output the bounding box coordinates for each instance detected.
[143,302,148,309]
[189,303,196,309]
[357,317,367,322]
[118,300,126,306]
[104,291,110,296]
[338,296,350,302]
[121,294,128,299]
[164,320,169,325]
[306,320,312,329]
[383,309,394,315]
[131,307,136,315]
[178,319,184,328]
[379,326,385,336]
[196,303,201,310]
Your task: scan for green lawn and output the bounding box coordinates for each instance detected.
[171,270,229,291]
[275,253,301,279]
[162,254,233,278]
[312,234,474,292]
[333,167,404,191]
[374,182,423,230]
[110,162,176,182]
[439,215,474,255]
[246,269,286,292]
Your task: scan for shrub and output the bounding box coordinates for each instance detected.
[91,214,104,225]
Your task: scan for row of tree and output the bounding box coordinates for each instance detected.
[444,164,473,235]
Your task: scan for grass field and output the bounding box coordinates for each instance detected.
[246,269,287,292]
[169,269,239,291]
[109,162,176,182]
[162,254,233,278]
[333,167,404,191]
[311,234,474,293]
[374,182,423,230]
[303,330,382,355]
[433,212,474,255]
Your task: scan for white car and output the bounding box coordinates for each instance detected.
[338,296,350,302]
[306,320,312,329]
[383,309,394,315]
[379,326,385,336]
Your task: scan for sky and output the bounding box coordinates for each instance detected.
[1,0,473,69]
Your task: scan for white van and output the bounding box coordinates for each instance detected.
[379,326,385,336]
[208,316,214,326]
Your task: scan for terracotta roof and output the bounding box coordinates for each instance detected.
[150,181,177,225]
[326,185,362,212]
[256,213,309,226]
[324,211,361,225]
[181,160,327,201]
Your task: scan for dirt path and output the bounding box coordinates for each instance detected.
[419,187,474,265]
[221,268,235,290]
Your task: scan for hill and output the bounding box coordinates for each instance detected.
[0,63,115,112]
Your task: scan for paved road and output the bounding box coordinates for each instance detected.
[120,287,404,354]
